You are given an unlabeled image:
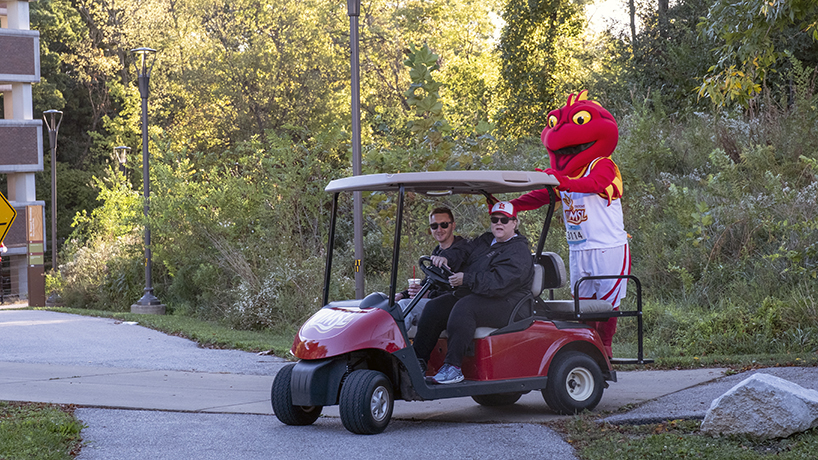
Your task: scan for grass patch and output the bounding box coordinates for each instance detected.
[554,415,818,460]
[38,307,297,359]
[0,402,84,460]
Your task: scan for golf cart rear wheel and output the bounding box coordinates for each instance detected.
[471,392,523,406]
[339,370,394,435]
[271,363,323,426]
[543,351,604,415]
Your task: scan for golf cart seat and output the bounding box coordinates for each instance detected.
[534,252,616,317]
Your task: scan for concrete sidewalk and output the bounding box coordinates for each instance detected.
[0,308,728,423]
[0,360,726,423]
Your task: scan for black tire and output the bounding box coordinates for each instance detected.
[339,370,394,435]
[542,351,604,415]
[471,392,523,406]
[271,363,322,426]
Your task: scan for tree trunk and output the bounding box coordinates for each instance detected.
[658,0,669,39]
[629,0,637,50]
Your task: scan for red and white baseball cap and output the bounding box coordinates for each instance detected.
[490,201,517,218]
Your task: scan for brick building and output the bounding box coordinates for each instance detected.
[1,0,46,305]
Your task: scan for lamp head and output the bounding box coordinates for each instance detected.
[130,47,157,77]
[42,109,63,132]
[113,146,131,165]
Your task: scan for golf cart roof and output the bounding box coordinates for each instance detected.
[325,170,559,195]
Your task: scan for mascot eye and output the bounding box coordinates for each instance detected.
[572,110,592,125]
[547,115,558,128]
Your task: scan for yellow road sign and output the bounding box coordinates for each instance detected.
[0,192,17,244]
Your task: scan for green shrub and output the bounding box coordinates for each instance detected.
[57,170,143,311]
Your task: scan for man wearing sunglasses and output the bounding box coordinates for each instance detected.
[413,201,534,384]
[396,207,466,328]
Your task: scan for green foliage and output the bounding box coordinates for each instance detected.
[146,129,347,326]
[496,0,587,137]
[360,0,501,144]
[607,0,717,114]
[404,43,452,152]
[597,80,818,360]
[614,82,818,304]
[57,169,142,310]
[697,0,818,107]
[152,0,348,149]
[0,402,84,460]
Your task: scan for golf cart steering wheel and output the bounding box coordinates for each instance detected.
[419,256,455,286]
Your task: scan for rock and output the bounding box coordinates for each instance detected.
[701,373,818,439]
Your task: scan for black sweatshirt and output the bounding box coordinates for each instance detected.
[440,232,534,303]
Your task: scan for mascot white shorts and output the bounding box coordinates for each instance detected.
[569,243,630,308]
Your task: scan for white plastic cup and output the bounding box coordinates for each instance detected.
[407,278,422,299]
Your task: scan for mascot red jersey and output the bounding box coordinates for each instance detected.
[511,90,630,358]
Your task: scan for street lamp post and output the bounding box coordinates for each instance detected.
[113,145,130,177]
[346,0,364,298]
[130,47,165,315]
[43,109,63,306]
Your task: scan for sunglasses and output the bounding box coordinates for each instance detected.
[429,221,453,230]
[490,216,516,224]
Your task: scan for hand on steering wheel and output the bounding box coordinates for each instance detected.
[419,256,454,286]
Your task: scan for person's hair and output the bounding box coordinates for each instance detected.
[429,207,454,222]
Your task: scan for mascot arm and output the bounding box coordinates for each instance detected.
[511,188,556,211]
[548,158,618,195]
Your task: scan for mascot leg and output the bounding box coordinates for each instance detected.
[585,315,618,359]
[571,245,630,359]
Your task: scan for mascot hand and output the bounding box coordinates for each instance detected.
[484,193,499,209]
[544,168,570,190]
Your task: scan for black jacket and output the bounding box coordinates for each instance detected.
[441,232,534,302]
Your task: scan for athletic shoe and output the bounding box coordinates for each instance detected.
[432,364,464,384]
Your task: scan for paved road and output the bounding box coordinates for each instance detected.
[0,308,287,375]
[77,410,577,460]
[0,309,580,459]
[5,308,815,459]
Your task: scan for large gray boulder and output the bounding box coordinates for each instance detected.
[701,373,818,439]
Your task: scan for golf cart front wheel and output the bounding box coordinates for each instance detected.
[339,370,394,435]
[471,392,523,406]
[271,363,323,426]
[543,351,604,415]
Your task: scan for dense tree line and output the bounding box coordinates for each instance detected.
[19,0,817,348]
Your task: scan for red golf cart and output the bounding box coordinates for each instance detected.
[271,170,651,434]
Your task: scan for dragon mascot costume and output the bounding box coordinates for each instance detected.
[511,90,630,358]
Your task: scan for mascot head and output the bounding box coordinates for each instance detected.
[541,90,618,176]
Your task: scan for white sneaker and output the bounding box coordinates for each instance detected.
[432,364,464,384]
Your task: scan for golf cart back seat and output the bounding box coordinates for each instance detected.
[534,252,616,317]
